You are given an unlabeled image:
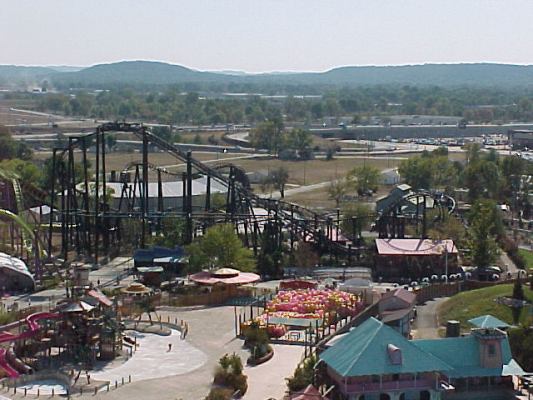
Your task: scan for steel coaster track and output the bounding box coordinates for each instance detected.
[55,122,361,256]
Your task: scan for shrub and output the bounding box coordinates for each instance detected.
[509,326,533,372]
[286,354,317,392]
[513,278,525,301]
[212,353,248,395]
[205,387,233,400]
[227,372,248,396]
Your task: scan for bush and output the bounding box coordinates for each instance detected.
[205,387,234,400]
[243,321,269,348]
[212,353,248,395]
[286,354,317,392]
[513,278,525,301]
[509,326,533,372]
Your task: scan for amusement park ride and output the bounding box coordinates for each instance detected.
[0,122,456,283]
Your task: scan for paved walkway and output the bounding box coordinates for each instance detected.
[411,297,449,339]
[91,329,207,384]
[78,306,249,400]
[244,344,304,400]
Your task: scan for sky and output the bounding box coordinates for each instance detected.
[1,0,532,73]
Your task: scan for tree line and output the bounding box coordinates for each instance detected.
[4,83,533,126]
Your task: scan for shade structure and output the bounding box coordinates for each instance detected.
[57,300,95,313]
[468,314,510,329]
[121,282,152,295]
[189,267,260,285]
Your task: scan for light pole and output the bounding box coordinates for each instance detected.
[443,241,448,283]
[303,160,307,186]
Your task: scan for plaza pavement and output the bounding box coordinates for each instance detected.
[244,344,304,400]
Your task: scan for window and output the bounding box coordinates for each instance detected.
[488,344,496,357]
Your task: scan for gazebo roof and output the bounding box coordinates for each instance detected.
[468,315,511,329]
[121,282,152,295]
[189,268,260,285]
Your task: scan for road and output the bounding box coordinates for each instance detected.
[261,179,337,200]
[411,297,449,339]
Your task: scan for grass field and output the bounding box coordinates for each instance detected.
[518,249,533,270]
[438,284,533,331]
[231,156,404,186]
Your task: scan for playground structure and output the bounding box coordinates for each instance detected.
[0,312,60,378]
[0,290,124,380]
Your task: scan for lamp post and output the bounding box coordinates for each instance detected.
[443,241,448,284]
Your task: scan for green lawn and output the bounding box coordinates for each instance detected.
[518,248,533,270]
[438,284,533,331]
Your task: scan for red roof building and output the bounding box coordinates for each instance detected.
[376,239,457,256]
[375,239,459,280]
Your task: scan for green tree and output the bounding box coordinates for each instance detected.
[0,126,32,161]
[348,165,380,195]
[269,167,289,198]
[468,200,501,268]
[327,180,347,207]
[292,242,319,274]
[287,128,312,156]
[186,224,255,272]
[256,221,285,278]
[341,203,373,239]
[462,159,501,201]
[250,120,284,154]
[151,218,186,248]
[105,134,117,151]
[513,277,525,301]
[465,142,481,165]
[509,326,533,372]
[0,159,41,183]
[399,156,433,189]
[427,213,467,248]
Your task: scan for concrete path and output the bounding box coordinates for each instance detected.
[243,344,304,400]
[411,297,449,339]
[91,329,207,383]
[500,251,521,278]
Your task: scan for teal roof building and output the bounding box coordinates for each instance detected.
[320,317,526,400]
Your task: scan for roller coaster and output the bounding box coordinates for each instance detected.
[1,121,458,278]
[375,190,456,239]
[43,122,362,266]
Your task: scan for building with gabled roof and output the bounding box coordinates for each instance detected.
[378,288,417,337]
[320,317,526,400]
[321,317,451,400]
[375,239,459,280]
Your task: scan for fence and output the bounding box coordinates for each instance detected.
[413,278,523,304]
[156,286,257,308]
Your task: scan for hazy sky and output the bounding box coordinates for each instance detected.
[1,0,532,72]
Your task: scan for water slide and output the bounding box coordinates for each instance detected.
[0,312,60,377]
[0,348,19,378]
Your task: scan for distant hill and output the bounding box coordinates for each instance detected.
[52,60,229,86]
[292,63,533,87]
[1,61,533,89]
[0,65,56,85]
